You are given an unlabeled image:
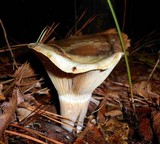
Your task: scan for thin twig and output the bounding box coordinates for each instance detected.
[0,19,18,70]
[5,130,47,144]
[122,0,127,31]
[27,106,80,131]
[9,123,63,144]
[145,58,160,87]
[43,23,59,43]
[65,10,87,38]
[75,15,96,35]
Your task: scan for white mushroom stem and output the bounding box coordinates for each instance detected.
[59,94,91,132]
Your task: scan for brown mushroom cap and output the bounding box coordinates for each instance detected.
[28,28,130,74]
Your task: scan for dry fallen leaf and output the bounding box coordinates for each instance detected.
[132,81,151,98]
[105,109,122,117]
[0,84,5,101]
[139,117,153,142]
[152,111,160,143]
[100,118,129,144]
[74,119,106,144]
[0,89,17,144]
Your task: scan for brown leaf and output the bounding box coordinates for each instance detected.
[75,121,106,144]
[16,88,25,105]
[132,81,151,98]
[152,111,160,143]
[0,89,17,143]
[0,84,5,101]
[105,110,122,117]
[133,81,160,105]
[16,108,33,122]
[100,118,129,144]
[97,98,107,124]
[139,117,153,142]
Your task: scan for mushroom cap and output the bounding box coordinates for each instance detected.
[28,28,130,74]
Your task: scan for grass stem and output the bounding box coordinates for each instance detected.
[107,0,137,119]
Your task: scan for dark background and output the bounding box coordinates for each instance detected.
[0,0,160,47]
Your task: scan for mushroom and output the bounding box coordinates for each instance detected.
[28,28,130,133]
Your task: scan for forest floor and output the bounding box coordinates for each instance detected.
[0,26,160,144]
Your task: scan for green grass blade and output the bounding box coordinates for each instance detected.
[107,0,136,116]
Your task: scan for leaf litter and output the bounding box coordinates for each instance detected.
[0,21,160,144]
